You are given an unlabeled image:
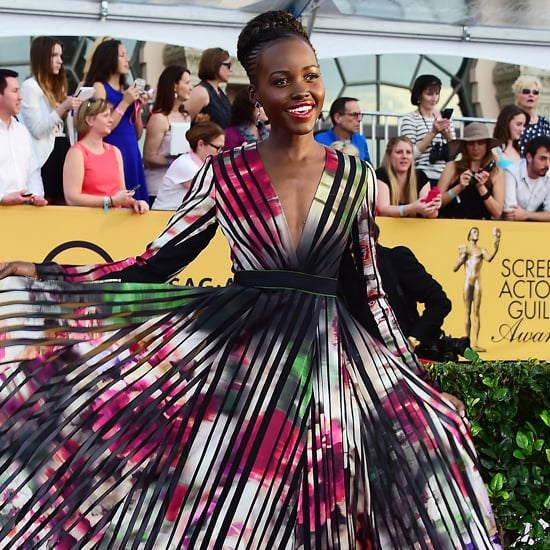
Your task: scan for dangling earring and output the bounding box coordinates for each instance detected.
[255,101,262,127]
[174,91,178,99]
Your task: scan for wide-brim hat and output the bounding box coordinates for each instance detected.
[448,122,501,159]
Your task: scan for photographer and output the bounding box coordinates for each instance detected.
[340,224,453,362]
[438,122,504,219]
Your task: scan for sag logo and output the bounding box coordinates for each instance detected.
[43,240,113,263]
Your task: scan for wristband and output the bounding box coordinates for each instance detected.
[109,196,114,207]
[114,106,125,116]
[399,205,406,217]
[103,196,109,214]
[448,189,457,200]
[480,191,491,201]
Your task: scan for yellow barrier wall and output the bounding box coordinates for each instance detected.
[6,206,549,361]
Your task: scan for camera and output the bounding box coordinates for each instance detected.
[470,159,496,185]
[429,142,450,164]
[436,334,471,362]
[417,332,471,362]
[133,78,146,93]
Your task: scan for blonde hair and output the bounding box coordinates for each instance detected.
[74,97,111,134]
[512,75,543,94]
[380,136,418,205]
[329,140,360,157]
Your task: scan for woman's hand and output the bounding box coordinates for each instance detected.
[432,117,452,136]
[441,391,466,418]
[410,197,440,218]
[0,261,39,280]
[59,95,83,116]
[122,86,140,105]
[130,199,150,215]
[472,169,490,189]
[111,189,136,207]
[458,170,473,189]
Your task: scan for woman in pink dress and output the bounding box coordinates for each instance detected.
[63,97,149,213]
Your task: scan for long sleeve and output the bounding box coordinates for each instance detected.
[355,165,438,386]
[356,166,414,362]
[37,159,219,283]
[20,78,63,141]
[385,246,451,343]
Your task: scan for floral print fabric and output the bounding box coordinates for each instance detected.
[0,145,501,548]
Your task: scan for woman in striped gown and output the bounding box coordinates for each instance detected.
[0,10,501,549]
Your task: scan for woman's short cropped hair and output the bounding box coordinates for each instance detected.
[198,48,230,81]
[410,74,442,106]
[512,75,543,94]
[185,120,224,151]
[74,97,111,134]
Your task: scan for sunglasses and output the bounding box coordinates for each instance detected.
[220,61,232,69]
[85,97,107,113]
[520,89,540,95]
[207,142,223,152]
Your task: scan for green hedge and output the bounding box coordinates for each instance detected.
[426,359,550,549]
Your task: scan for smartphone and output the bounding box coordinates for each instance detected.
[421,187,441,203]
[22,192,33,197]
[128,184,141,192]
[481,159,497,173]
[75,86,95,100]
[441,108,454,119]
[470,160,497,185]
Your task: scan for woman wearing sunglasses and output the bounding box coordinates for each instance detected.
[63,98,149,213]
[152,119,224,210]
[183,47,233,128]
[513,75,550,154]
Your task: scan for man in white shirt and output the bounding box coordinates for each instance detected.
[0,69,47,206]
[503,135,550,221]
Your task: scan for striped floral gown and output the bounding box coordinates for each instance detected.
[0,145,501,549]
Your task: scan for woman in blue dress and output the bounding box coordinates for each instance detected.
[84,39,149,203]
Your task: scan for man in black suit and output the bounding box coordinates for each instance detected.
[375,240,452,359]
[341,224,452,361]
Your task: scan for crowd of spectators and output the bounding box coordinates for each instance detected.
[1,40,549,222]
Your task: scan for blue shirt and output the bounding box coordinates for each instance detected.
[314,128,371,162]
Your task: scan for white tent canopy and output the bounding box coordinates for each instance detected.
[0,0,549,68]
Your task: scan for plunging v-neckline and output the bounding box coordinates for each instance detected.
[251,145,329,254]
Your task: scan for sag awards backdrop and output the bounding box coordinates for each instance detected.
[5,206,549,361]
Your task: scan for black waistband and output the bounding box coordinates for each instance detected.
[233,270,338,297]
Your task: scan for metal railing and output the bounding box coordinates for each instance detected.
[317,111,497,166]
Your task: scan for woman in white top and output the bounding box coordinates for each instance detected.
[20,36,82,204]
[152,120,224,210]
[143,65,193,204]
